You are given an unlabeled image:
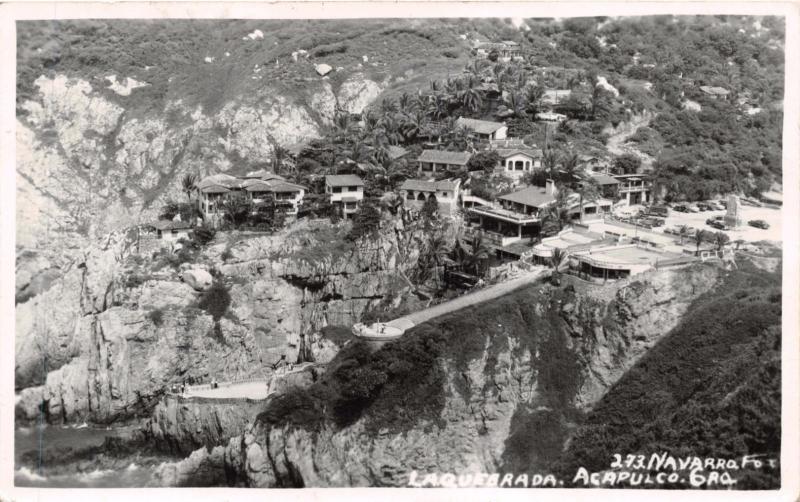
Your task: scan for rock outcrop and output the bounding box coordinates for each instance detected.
[203,264,722,488]
[15,217,438,425]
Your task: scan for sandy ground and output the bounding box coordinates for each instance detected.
[660,205,783,243]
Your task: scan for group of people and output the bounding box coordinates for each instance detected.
[169,376,220,395]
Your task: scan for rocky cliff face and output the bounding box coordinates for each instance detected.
[196,264,722,488]
[16,71,385,269]
[15,217,436,425]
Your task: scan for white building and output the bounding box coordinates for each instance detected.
[151,220,194,241]
[196,172,306,224]
[492,147,544,181]
[325,174,365,217]
[417,150,472,177]
[455,117,508,141]
[399,178,462,216]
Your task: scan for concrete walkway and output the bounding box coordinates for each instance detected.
[354,267,549,340]
[176,363,313,400]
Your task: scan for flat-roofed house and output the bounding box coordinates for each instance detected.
[590,172,621,199]
[613,173,652,205]
[455,117,508,141]
[541,89,572,106]
[699,85,731,100]
[151,219,194,241]
[399,178,462,215]
[417,150,472,177]
[325,174,364,217]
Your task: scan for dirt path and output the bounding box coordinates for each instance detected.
[604,111,655,170]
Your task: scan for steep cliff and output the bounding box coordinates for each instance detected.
[15,216,441,425]
[182,264,725,487]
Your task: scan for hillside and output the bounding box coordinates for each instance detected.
[15,16,785,285]
[554,256,782,489]
[171,263,734,487]
[139,257,781,489]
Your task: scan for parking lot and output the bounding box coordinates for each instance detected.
[613,202,782,244]
[661,205,782,243]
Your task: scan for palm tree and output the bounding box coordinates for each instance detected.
[464,233,492,276]
[714,231,730,251]
[462,87,483,114]
[549,247,567,284]
[380,98,398,115]
[561,151,582,187]
[504,92,526,118]
[402,109,427,142]
[693,229,709,256]
[575,177,601,223]
[550,247,567,271]
[678,225,690,245]
[542,150,560,181]
[398,92,412,113]
[271,145,289,175]
[181,173,197,201]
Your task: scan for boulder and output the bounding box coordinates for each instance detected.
[315,64,333,76]
[182,269,213,291]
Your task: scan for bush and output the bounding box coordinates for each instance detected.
[319,325,352,347]
[147,308,165,326]
[347,201,382,241]
[198,280,231,321]
[192,225,216,246]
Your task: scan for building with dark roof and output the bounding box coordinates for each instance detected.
[417,149,472,177]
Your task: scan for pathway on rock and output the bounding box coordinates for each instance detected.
[178,363,314,400]
[355,267,549,340]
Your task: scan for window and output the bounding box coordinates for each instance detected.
[406,191,414,200]
[348,186,357,192]
[333,187,342,193]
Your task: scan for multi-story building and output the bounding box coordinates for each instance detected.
[613,174,653,205]
[195,171,306,224]
[399,178,462,216]
[416,150,472,177]
[491,146,544,181]
[325,174,364,217]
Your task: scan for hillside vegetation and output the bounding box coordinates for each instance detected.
[553,257,782,489]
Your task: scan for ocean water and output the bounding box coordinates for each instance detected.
[14,424,160,488]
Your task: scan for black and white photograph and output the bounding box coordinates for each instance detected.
[2,2,798,499]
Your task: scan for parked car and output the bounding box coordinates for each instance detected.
[705,216,724,225]
[687,205,700,213]
[648,206,669,218]
[709,201,726,210]
[748,219,770,229]
[697,202,713,211]
[709,220,727,230]
[673,204,689,213]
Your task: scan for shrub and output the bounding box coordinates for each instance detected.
[198,280,231,321]
[192,225,216,246]
[347,201,382,241]
[147,308,165,326]
[123,274,145,289]
[319,325,352,347]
